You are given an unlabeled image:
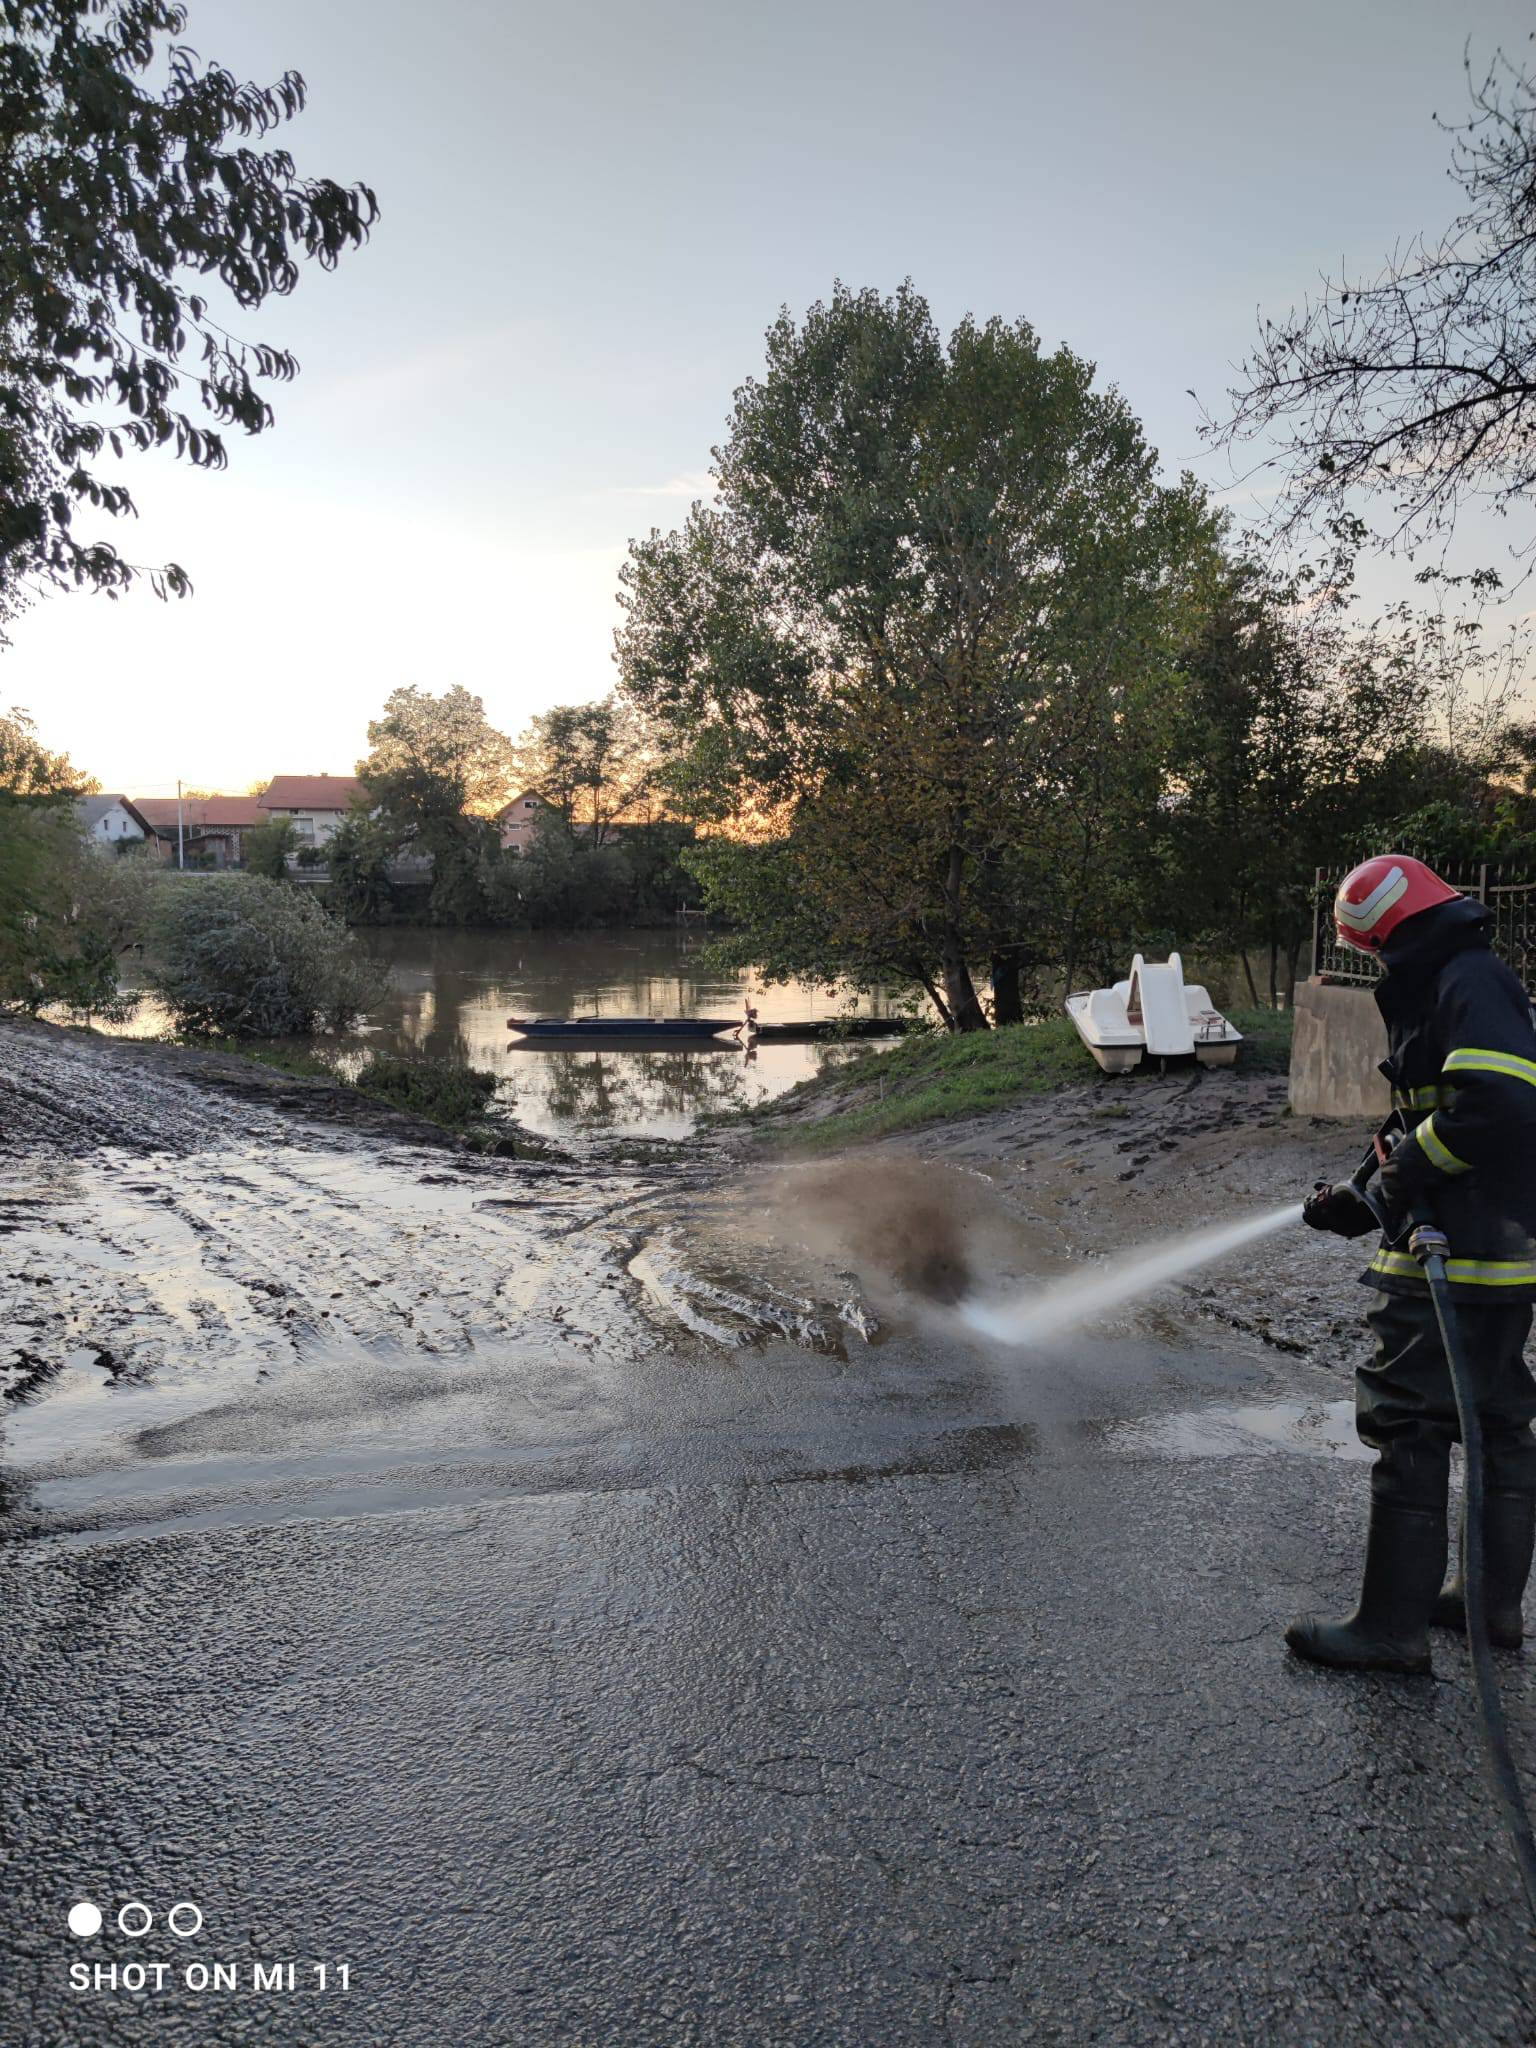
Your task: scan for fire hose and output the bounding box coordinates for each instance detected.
[1347,1131,1536,1923]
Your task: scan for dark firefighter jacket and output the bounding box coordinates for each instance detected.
[1369,893,1536,1303]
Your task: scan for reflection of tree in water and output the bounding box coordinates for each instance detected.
[537,1047,751,1128]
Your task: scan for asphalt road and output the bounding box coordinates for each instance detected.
[7,1322,1536,2048]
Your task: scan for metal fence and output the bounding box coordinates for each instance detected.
[1313,862,1536,998]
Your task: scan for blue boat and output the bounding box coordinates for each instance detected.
[506,1014,742,1041]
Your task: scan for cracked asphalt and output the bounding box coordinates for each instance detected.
[5,1024,1536,2045]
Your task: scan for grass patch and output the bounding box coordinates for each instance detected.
[182,1036,533,1147]
[211,1040,334,1083]
[351,1052,499,1130]
[747,1005,1295,1149]
[1224,1005,1294,1073]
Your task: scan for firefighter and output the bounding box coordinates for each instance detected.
[1289,855,1536,1674]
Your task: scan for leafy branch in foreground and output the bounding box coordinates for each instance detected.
[0,0,377,623]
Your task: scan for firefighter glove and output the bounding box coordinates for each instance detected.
[1302,1180,1379,1239]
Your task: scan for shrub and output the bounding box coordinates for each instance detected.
[148,874,386,1037]
[243,815,297,879]
[353,1053,498,1128]
[0,798,145,1020]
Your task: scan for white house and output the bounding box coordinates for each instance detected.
[75,795,149,851]
[257,774,369,850]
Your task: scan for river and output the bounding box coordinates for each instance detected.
[115,927,908,1140]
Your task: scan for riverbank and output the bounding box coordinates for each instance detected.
[0,1016,549,1156]
[2,1010,1360,1378]
[731,1008,1294,1149]
[718,1007,1374,1366]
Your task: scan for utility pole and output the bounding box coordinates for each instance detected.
[177,780,185,870]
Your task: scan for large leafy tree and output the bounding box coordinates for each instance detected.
[0,0,376,621]
[618,283,1214,1028]
[513,695,659,845]
[358,685,515,926]
[359,685,516,826]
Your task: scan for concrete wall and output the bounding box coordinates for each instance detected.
[1288,977,1390,1120]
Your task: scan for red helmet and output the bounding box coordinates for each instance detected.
[1333,854,1461,954]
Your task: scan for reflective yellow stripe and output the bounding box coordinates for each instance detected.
[1369,1249,1536,1287]
[1392,1084,1442,1111]
[1443,1047,1536,1088]
[1414,1114,1472,1175]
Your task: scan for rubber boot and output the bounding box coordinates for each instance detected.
[1431,1491,1536,1650]
[1285,1500,1445,1675]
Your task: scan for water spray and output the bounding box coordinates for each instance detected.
[958,1202,1303,1348]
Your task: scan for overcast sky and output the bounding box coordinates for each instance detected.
[8,0,1532,795]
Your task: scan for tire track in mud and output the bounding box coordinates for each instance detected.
[0,1029,902,1540]
[1,1029,722,1530]
[1,1149,679,1397]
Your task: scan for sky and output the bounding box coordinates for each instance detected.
[7,0,1533,797]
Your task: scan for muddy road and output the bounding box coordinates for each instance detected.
[5,1020,1536,2046]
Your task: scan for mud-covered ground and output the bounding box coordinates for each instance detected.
[747,1055,1369,1360]
[6,1019,1536,2047]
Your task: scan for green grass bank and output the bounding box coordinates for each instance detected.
[739,1008,1294,1150]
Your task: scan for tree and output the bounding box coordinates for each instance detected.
[620,820,703,923]
[358,686,516,926]
[359,686,515,827]
[618,283,1214,1028]
[513,696,660,845]
[0,0,376,623]
[325,809,396,923]
[0,707,135,1015]
[1209,44,1536,555]
[0,706,96,797]
[424,823,496,926]
[1156,537,1530,1002]
[243,814,295,879]
[148,873,384,1035]
[514,810,632,929]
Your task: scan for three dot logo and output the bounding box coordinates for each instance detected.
[66,1900,203,1938]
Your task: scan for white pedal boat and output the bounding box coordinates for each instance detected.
[1065,952,1242,1074]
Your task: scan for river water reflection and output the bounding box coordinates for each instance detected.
[112,930,907,1138]
[342,929,906,1139]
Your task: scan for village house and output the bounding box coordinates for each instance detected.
[132,794,263,867]
[257,774,369,850]
[75,795,150,851]
[497,790,555,854]
[191,793,262,866]
[495,792,637,852]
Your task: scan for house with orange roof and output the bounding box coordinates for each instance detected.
[132,793,264,867]
[256,775,369,853]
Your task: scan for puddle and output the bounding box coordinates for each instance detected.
[1099,1398,1370,1462]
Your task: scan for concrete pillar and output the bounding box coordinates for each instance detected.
[1288,978,1390,1119]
